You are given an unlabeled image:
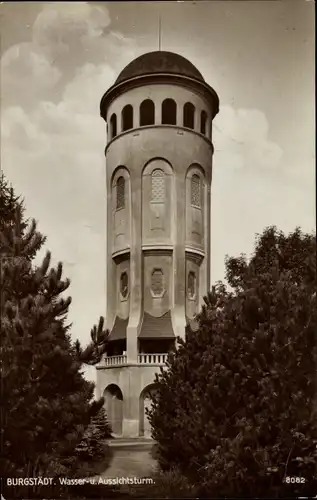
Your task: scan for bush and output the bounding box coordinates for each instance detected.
[148,227,317,498]
[92,406,112,440]
[75,425,104,462]
[74,408,113,477]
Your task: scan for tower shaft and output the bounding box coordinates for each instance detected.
[97,51,219,437]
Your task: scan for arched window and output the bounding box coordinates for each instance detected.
[151,169,165,202]
[116,176,125,209]
[151,269,164,297]
[122,105,133,131]
[200,110,207,135]
[110,113,117,139]
[120,272,128,298]
[140,99,155,126]
[183,102,195,129]
[161,98,177,125]
[191,174,201,208]
[187,271,196,299]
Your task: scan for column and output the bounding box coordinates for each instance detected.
[122,367,141,437]
[127,173,142,363]
[171,171,186,339]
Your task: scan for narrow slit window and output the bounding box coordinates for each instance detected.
[191,174,201,208]
[116,176,125,209]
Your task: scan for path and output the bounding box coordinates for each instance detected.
[99,438,157,479]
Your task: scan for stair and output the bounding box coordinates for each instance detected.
[107,437,153,447]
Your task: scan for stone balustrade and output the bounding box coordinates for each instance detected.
[103,353,168,367]
[104,355,127,366]
[138,353,168,365]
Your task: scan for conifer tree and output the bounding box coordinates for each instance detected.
[0,176,110,498]
[148,227,317,498]
[75,407,112,463]
[0,173,24,231]
[92,406,113,440]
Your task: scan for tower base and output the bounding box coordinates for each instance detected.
[96,364,163,439]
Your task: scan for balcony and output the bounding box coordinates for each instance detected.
[103,353,168,367]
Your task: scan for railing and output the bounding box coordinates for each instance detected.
[104,355,127,366]
[103,353,168,367]
[138,353,168,365]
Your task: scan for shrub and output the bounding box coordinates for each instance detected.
[92,406,112,440]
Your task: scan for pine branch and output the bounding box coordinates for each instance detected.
[77,317,109,365]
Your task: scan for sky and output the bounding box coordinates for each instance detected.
[0,1,315,384]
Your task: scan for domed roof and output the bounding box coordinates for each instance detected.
[115,51,204,85]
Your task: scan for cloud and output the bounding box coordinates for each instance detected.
[1,2,137,107]
[31,3,135,76]
[213,106,283,171]
[1,1,139,222]
[210,106,314,286]
[32,2,111,48]
[0,3,140,386]
[1,42,62,106]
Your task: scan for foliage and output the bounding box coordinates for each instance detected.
[0,173,25,232]
[225,226,316,290]
[75,316,110,366]
[92,406,113,440]
[0,175,111,499]
[75,423,104,462]
[75,407,112,462]
[148,226,317,498]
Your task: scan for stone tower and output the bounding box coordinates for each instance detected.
[96,51,219,438]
